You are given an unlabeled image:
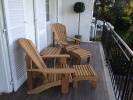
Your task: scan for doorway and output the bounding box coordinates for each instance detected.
[0,0,13,93]
[2,0,47,92]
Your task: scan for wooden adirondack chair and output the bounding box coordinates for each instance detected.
[19,38,98,94]
[19,38,75,94]
[52,23,81,53]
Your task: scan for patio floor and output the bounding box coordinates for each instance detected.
[0,42,115,100]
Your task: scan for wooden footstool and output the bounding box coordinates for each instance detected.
[40,47,61,66]
[72,65,98,88]
[70,49,91,65]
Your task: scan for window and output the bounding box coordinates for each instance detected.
[46,0,49,21]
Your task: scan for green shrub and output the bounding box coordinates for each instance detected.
[115,17,132,30]
[104,0,132,30]
[125,24,133,49]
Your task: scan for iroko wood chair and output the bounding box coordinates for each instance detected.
[19,38,98,94]
[52,23,81,53]
[19,38,75,94]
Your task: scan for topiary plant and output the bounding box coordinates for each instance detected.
[74,2,85,37]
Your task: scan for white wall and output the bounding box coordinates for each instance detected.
[62,0,94,42]
[0,0,12,93]
[46,0,57,46]
[50,0,57,24]
[46,22,52,46]
[57,0,62,23]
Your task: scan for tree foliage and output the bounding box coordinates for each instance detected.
[104,0,132,30]
[93,0,115,20]
[94,0,133,50]
[125,24,133,49]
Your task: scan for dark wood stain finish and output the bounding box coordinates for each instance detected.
[0,42,110,100]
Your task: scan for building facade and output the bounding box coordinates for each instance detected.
[0,0,94,93]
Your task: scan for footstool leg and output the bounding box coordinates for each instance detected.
[73,80,78,88]
[78,58,82,65]
[70,55,73,61]
[91,81,97,88]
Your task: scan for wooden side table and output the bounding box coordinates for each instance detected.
[41,47,61,55]
[40,47,61,66]
[70,49,91,65]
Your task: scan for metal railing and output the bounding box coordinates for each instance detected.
[101,21,133,100]
[90,20,103,41]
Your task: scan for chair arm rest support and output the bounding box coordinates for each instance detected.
[27,68,76,74]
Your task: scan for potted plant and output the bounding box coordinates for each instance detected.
[74,2,85,39]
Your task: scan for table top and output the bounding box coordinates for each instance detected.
[40,47,61,56]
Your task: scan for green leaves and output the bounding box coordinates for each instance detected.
[74,2,85,13]
[125,24,133,48]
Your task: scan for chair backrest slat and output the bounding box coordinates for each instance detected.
[53,23,68,43]
[19,38,47,78]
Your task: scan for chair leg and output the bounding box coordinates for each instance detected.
[78,58,81,65]
[26,56,33,90]
[87,57,90,63]
[60,58,67,65]
[27,71,33,90]
[70,56,72,61]
[91,81,97,88]
[73,80,78,88]
[32,62,37,79]
[54,58,56,67]
[61,48,67,54]
[61,74,69,94]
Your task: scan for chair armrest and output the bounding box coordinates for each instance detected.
[54,39,68,46]
[27,68,75,74]
[41,54,70,58]
[67,36,81,42]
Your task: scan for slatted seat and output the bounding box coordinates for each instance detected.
[52,23,81,53]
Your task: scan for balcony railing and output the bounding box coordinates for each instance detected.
[101,21,133,100]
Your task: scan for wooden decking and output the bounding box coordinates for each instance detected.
[0,42,114,100]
